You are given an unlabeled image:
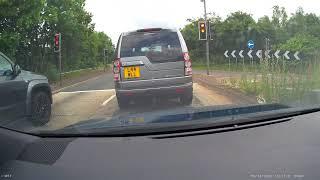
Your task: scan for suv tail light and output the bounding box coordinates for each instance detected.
[113,58,121,81]
[184,52,192,76]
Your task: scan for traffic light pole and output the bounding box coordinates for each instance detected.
[57,33,62,87]
[59,33,62,86]
[59,47,62,86]
[104,48,108,72]
[54,33,62,86]
[203,0,210,75]
[104,55,106,72]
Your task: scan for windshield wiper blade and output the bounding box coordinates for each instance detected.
[36,104,320,137]
[152,117,292,139]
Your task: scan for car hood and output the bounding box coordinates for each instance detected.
[46,103,293,135]
[20,70,48,81]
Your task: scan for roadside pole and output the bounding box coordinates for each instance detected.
[59,33,62,86]
[54,33,62,86]
[103,49,107,72]
[203,0,210,75]
[59,45,62,86]
[236,57,238,66]
[242,57,245,71]
[228,57,231,72]
[104,55,106,72]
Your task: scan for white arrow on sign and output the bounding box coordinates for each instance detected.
[284,51,290,60]
[224,50,229,58]
[247,50,253,58]
[231,50,236,58]
[274,50,280,59]
[239,50,244,58]
[256,50,262,59]
[265,50,271,58]
[294,51,300,60]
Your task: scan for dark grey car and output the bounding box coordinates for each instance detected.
[0,52,52,125]
[113,28,193,108]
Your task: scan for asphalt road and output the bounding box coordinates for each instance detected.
[5,72,244,132]
[60,72,115,92]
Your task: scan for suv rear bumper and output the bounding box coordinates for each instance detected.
[116,82,193,98]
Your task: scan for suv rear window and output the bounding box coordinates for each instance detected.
[120,30,183,63]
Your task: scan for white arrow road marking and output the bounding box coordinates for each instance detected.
[284,51,290,60]
[231,50,236,58]
[239,50,244,58]
[294,51,300,60]
[256,50,262,59]
[224,50,229,58]
[274,50,280,59]
[247,50,253,58]
[264,50,271,58]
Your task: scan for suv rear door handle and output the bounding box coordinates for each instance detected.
[121,61,144,67]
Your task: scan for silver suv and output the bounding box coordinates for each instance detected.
[113,28,193,108]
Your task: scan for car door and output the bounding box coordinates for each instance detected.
[0,54,28,123]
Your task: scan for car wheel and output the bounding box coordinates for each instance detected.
[117,96,129,109]
[180,92,193,105]
[30,91,51,125]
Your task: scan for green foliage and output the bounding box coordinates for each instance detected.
[42,63,59,82]
[181,6,320,63]
[278,34,320,54]
[0,0,114,74]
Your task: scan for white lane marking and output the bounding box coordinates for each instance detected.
[58,89,115,94]
[102,95,116,106]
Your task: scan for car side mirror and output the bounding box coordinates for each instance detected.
[13,64,21,76]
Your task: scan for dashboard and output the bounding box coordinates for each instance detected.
[1,111,320,180]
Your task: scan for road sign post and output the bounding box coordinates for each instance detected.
[224,50,231,71]
[247,49,253,67]
[247,40,254,69]
[239,50,244,70]
[228,57,231,72]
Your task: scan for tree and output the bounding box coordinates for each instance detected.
[181,6,320,63]
[278,34,320,55]
[0,0,114,76]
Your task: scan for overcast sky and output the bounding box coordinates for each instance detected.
[85,0,320,44]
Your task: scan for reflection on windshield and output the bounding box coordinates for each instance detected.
[1,1,320,135]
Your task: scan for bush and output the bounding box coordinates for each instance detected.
[44,65,59,83]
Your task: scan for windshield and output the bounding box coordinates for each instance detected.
[120,31,183,62]
[1,0,320,135]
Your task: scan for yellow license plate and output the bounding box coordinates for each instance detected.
[124,66,140,79]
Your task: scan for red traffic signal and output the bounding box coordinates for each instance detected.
[54,33,61,52]
[198,21,207,40]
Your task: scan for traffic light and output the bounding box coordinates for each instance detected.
[54,33,61,52]
[198,21,207,40]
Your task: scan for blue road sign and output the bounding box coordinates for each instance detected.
[247,40,254,49]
